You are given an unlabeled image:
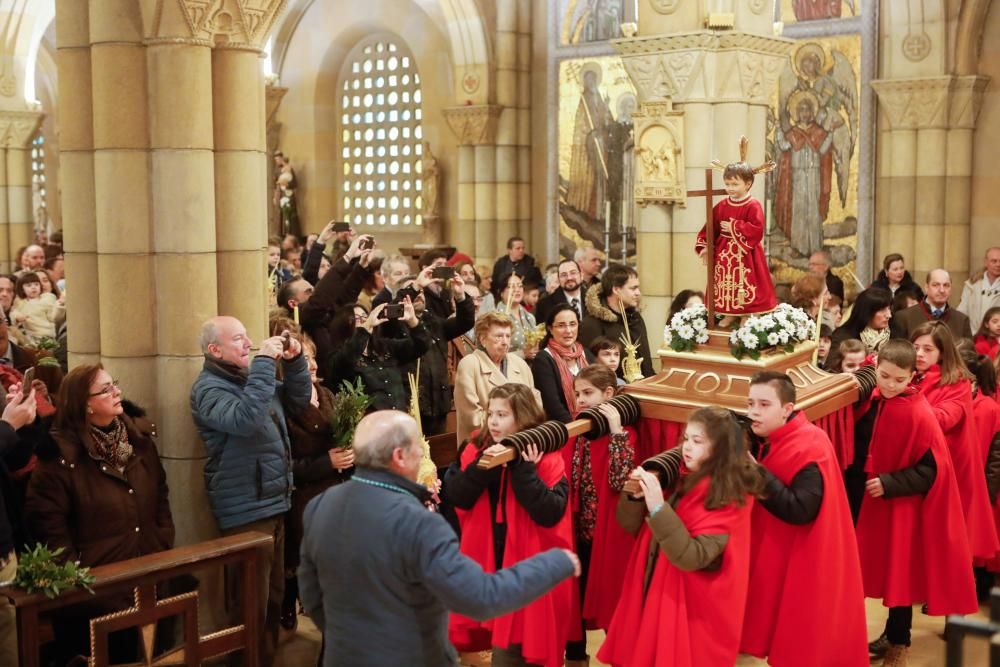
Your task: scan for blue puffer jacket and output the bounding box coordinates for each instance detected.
[190,354,312,531]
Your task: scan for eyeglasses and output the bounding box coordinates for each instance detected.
[551,322,579,330]
[89,380,120,397]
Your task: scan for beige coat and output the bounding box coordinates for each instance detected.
[453,348,539,443]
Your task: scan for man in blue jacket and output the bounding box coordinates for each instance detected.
[190,315,311,666]
[299,410,580,666]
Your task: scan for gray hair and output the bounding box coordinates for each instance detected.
[810,249,832,266]
[353,411,419,470]
[380,254,410,280]
[574,247,596,262]
[198,320,221,354]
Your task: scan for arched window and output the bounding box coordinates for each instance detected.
[339,35,424,227]
[30,133,47,230]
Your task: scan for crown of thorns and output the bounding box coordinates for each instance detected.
[710,135,776,175]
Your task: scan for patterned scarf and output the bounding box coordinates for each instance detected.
[571,436,598,542]
[87,418,133,472]
[859,326,890,354]
[545,339,589,414]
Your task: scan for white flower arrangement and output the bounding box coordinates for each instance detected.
[729,303,815,360]
[664,303,711,352]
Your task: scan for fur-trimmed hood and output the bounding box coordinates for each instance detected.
[584,284,642,323]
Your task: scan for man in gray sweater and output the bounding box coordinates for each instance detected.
[298,410,580,666]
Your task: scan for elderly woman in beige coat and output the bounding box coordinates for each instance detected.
[453,311,540,443]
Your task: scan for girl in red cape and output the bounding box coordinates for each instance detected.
[562,365,638,664]
[856,341,978,665]
[910,321,1000,560]
[740,371,868,667]
[598,406,761,667]
[973,306,1000,363]
[442,383,577,667]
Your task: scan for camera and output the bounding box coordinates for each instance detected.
[332,221,351,233]
[360,236,375,250]
[384,303,404,319]
[396,286,420,304]
[431,266,455,281]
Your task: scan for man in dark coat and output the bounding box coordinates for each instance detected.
[298,410,579,667]
[491,237,543,292]
[579,264,655,379]
[808,250,845,302]
[891,268,973,341]
[535,259,587,326]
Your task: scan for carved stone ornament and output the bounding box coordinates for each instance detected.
[148,0,286,46]
[649,0,680,14]
[0,111,43,149]
[872,76,990,131]
[442,104,503,145]
[631,100,685,206]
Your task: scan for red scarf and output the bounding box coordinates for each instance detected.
[545,340,588,414]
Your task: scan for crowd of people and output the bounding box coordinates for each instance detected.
[0,222,998,667]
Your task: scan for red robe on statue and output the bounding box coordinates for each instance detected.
[774,123,833,243]
[598,475,753,667]
[740,413,868,667]
[914,367,1000,559]
[856,388,978,614]
[695,196,778,316]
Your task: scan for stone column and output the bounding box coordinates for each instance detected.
[515,0,532,243]
[213,45,269,344]
[56,0,100,366]
[0,111,42,273]
[615,27,791,350]
[495,0,518,247]
[444,104,502,264]
[872,75,989,284]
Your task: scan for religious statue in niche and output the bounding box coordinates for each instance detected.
[772,42,857,257]
[273,151,300,237]
[421,141,444,245]
[631,100,685,206]
[562,0,626,44]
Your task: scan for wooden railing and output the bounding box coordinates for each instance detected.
[0,531,272,667]
[945,587,1000,666]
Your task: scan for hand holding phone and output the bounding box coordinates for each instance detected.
[431,266,455,281]
[384,303,404,319]
[20,368,35,404]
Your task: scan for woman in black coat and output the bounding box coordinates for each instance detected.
[531,304,594,423]
[869,253,924,303]
[830,287,894,355]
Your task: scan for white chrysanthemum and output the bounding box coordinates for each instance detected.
[679,324,695,339]
[743,335,758,349]
[730,330,739,344]
[767,332,780,345]
[696,331,709,344]
[778,330,790,344]
[693,318,706,330]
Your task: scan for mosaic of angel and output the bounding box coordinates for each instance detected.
[773,42,858,256]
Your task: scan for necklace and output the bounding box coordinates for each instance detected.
[352,475,411,497]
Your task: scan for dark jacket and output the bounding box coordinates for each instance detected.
[890,301,973,342]
[284,383,352,569]
[300,255,372,374]
[825,271,845,302]
[491,255,544,292]
[870,270,924,303]
[535,287,587,328]
[190,354,312,531]
[531,346,596,423]
[328,323,431,412]
[0,421,35,557]
[578,287,655,378]
[26,414,174,568]
[413,297,476,420]
[298,467,576,667]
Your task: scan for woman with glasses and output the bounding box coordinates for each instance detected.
[532,304,593,424]
[26,364,176,663]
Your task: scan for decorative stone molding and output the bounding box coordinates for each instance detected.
[0,110,43,148]
[146,0,286,48]
[266,84,287,126]
[613,31,792,104]
[442,104,503,145]
[871,75,990,131]
[632,100,686,206]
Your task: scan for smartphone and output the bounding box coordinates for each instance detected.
[332,221,351,233]
[20,368,35,403]
[397,286,420,304]
[384,303,404,319]
[360,237,375,250]
[431,266,455,281]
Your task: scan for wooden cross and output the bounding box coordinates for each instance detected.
[686,168,727,325]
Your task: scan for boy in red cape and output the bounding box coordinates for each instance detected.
[857,341,978,665]
[443,384,578,667]
[598,406,760,667]
[740,371,868,667]
[910,321,1000,560]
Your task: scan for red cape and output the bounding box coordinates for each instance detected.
[975,334,999,361]
[490,452,578,667]
[598,476,753,667]
[563,427,639,631]
[856,389,978,614]
[971,392,1000,571]
[740,413,868,667]
[915,368,1000,559]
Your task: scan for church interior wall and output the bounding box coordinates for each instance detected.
[272,0,458,250]
[970,0,1000,265]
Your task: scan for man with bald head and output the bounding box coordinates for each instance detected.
[298,410,579,667]
[891,268,973,341]
[190,315,312,666]
[16,245,45,276]
[959,246,1000,328]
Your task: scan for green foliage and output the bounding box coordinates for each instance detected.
[328,378,371,449]
[33,337,59,351]
[13,544,96,599]
[35,356,61,368]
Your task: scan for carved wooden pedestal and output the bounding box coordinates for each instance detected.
[624,330,858,421]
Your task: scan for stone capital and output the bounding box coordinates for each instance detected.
[266,83,287,125]
[612,31,794,105]
[0,110,43,148]
[143,0,286,48]
[872,75,991,130]
[442,104,503,146]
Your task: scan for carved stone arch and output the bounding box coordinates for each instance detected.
[954,0,993,74]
